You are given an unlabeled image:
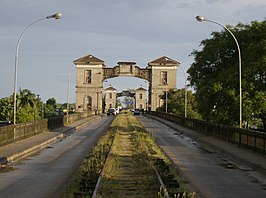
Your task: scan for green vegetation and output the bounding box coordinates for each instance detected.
[188,19,266,129]
[0,88,71,123]
[123,96,134,109]
[98,114,159,197]
[63,116,117,197]
[63,112,196,198]
[157,89,201,119]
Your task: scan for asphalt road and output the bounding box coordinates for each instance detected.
[1,114,266,198]
[138,115,266,198]
[0,116,114,198]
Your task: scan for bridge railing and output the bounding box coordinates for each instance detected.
[149,111,266,154]
[0,111,95,147]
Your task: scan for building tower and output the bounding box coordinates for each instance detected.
[135,87,147,110]
[73,54,105,114]
[147,56,180,111]
[104,86,117,111]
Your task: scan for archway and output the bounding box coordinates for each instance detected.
[73,54,179,113]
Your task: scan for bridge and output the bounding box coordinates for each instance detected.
[0,111,266,197]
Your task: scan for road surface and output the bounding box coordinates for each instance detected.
[0,116,113,198]
[1,114,266,198]
[138,115,266,198]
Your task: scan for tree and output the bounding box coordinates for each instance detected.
[0,96,13,121]
[188,19,266,129]
[46,98,57,108]
[0,90,62,123]
[44,98,57,118]
[116,99,122,108]
[16,88,40,123]
[123,97,134,109]
[17,88,36,108]
[157,89,201,119]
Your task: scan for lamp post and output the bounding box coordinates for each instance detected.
[13,13,62,125]
[162,79,168,113]
[178,65,187,117]
[66,65,75,123]
[165,90,168,113]
[84,76,90,111]
[196,15,242,128]
[83,74,93,112]
[96,72,104,115]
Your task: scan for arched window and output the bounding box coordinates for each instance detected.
[140,93,143,99]
[87,96,92,110]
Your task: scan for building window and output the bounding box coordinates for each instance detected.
[109,93,112,99]
[84,70,92,84]
[109,104,112,108]
[87,96,92,110]
[140,93,143,99]
[159,98,164,107]
[161,71,167,85]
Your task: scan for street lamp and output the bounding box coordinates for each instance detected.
[196,15,242,128]
[13,12,62,125]
[178,65,187,117]
[165,90,168,113]
[66,65,75,123]
[162,80,168,113]
[84,76,91,111]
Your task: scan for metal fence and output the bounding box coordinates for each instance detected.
[150,111,266,154]
[0,111,94,147]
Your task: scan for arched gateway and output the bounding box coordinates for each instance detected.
[73,54,180,113]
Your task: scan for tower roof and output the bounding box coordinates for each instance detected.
[136,87,147,91]
[73,54,105,65]
[105,86,117,91]
[148,56,180,66]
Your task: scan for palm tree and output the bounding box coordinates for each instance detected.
[16,88,37,123]
[17,88,36,108]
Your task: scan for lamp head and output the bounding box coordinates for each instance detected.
[46,13,62,19]
[196,16,205,22]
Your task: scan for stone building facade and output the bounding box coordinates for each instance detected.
[135,87,147,110]
[104,86,117,111]
[73,54,179,113]
[74,55,105,114]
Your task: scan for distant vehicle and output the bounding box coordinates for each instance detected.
[0,121,12,127]
[133,108,140,115]
[107,108,117,116]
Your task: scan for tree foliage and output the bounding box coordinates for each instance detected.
[123,96,134,109]
[157,89,201,119]
[188,19,266,129]
[16,88,38,123]
[44,98,57,118]
[0,96,13,121]
[0,89,59,123]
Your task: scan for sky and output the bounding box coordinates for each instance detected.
[0,0,265,103]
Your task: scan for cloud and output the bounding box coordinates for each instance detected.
[1,0,266,102]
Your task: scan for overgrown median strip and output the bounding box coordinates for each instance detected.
[64,112,196,198]
[97,114,159,197]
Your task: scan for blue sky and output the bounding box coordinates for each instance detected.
[0,0,265,103]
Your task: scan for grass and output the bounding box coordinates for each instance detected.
[62,117,118,198]
[63,112,196,198]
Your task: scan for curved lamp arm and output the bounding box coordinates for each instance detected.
[13,13,62,125]
[196,15,242,128]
